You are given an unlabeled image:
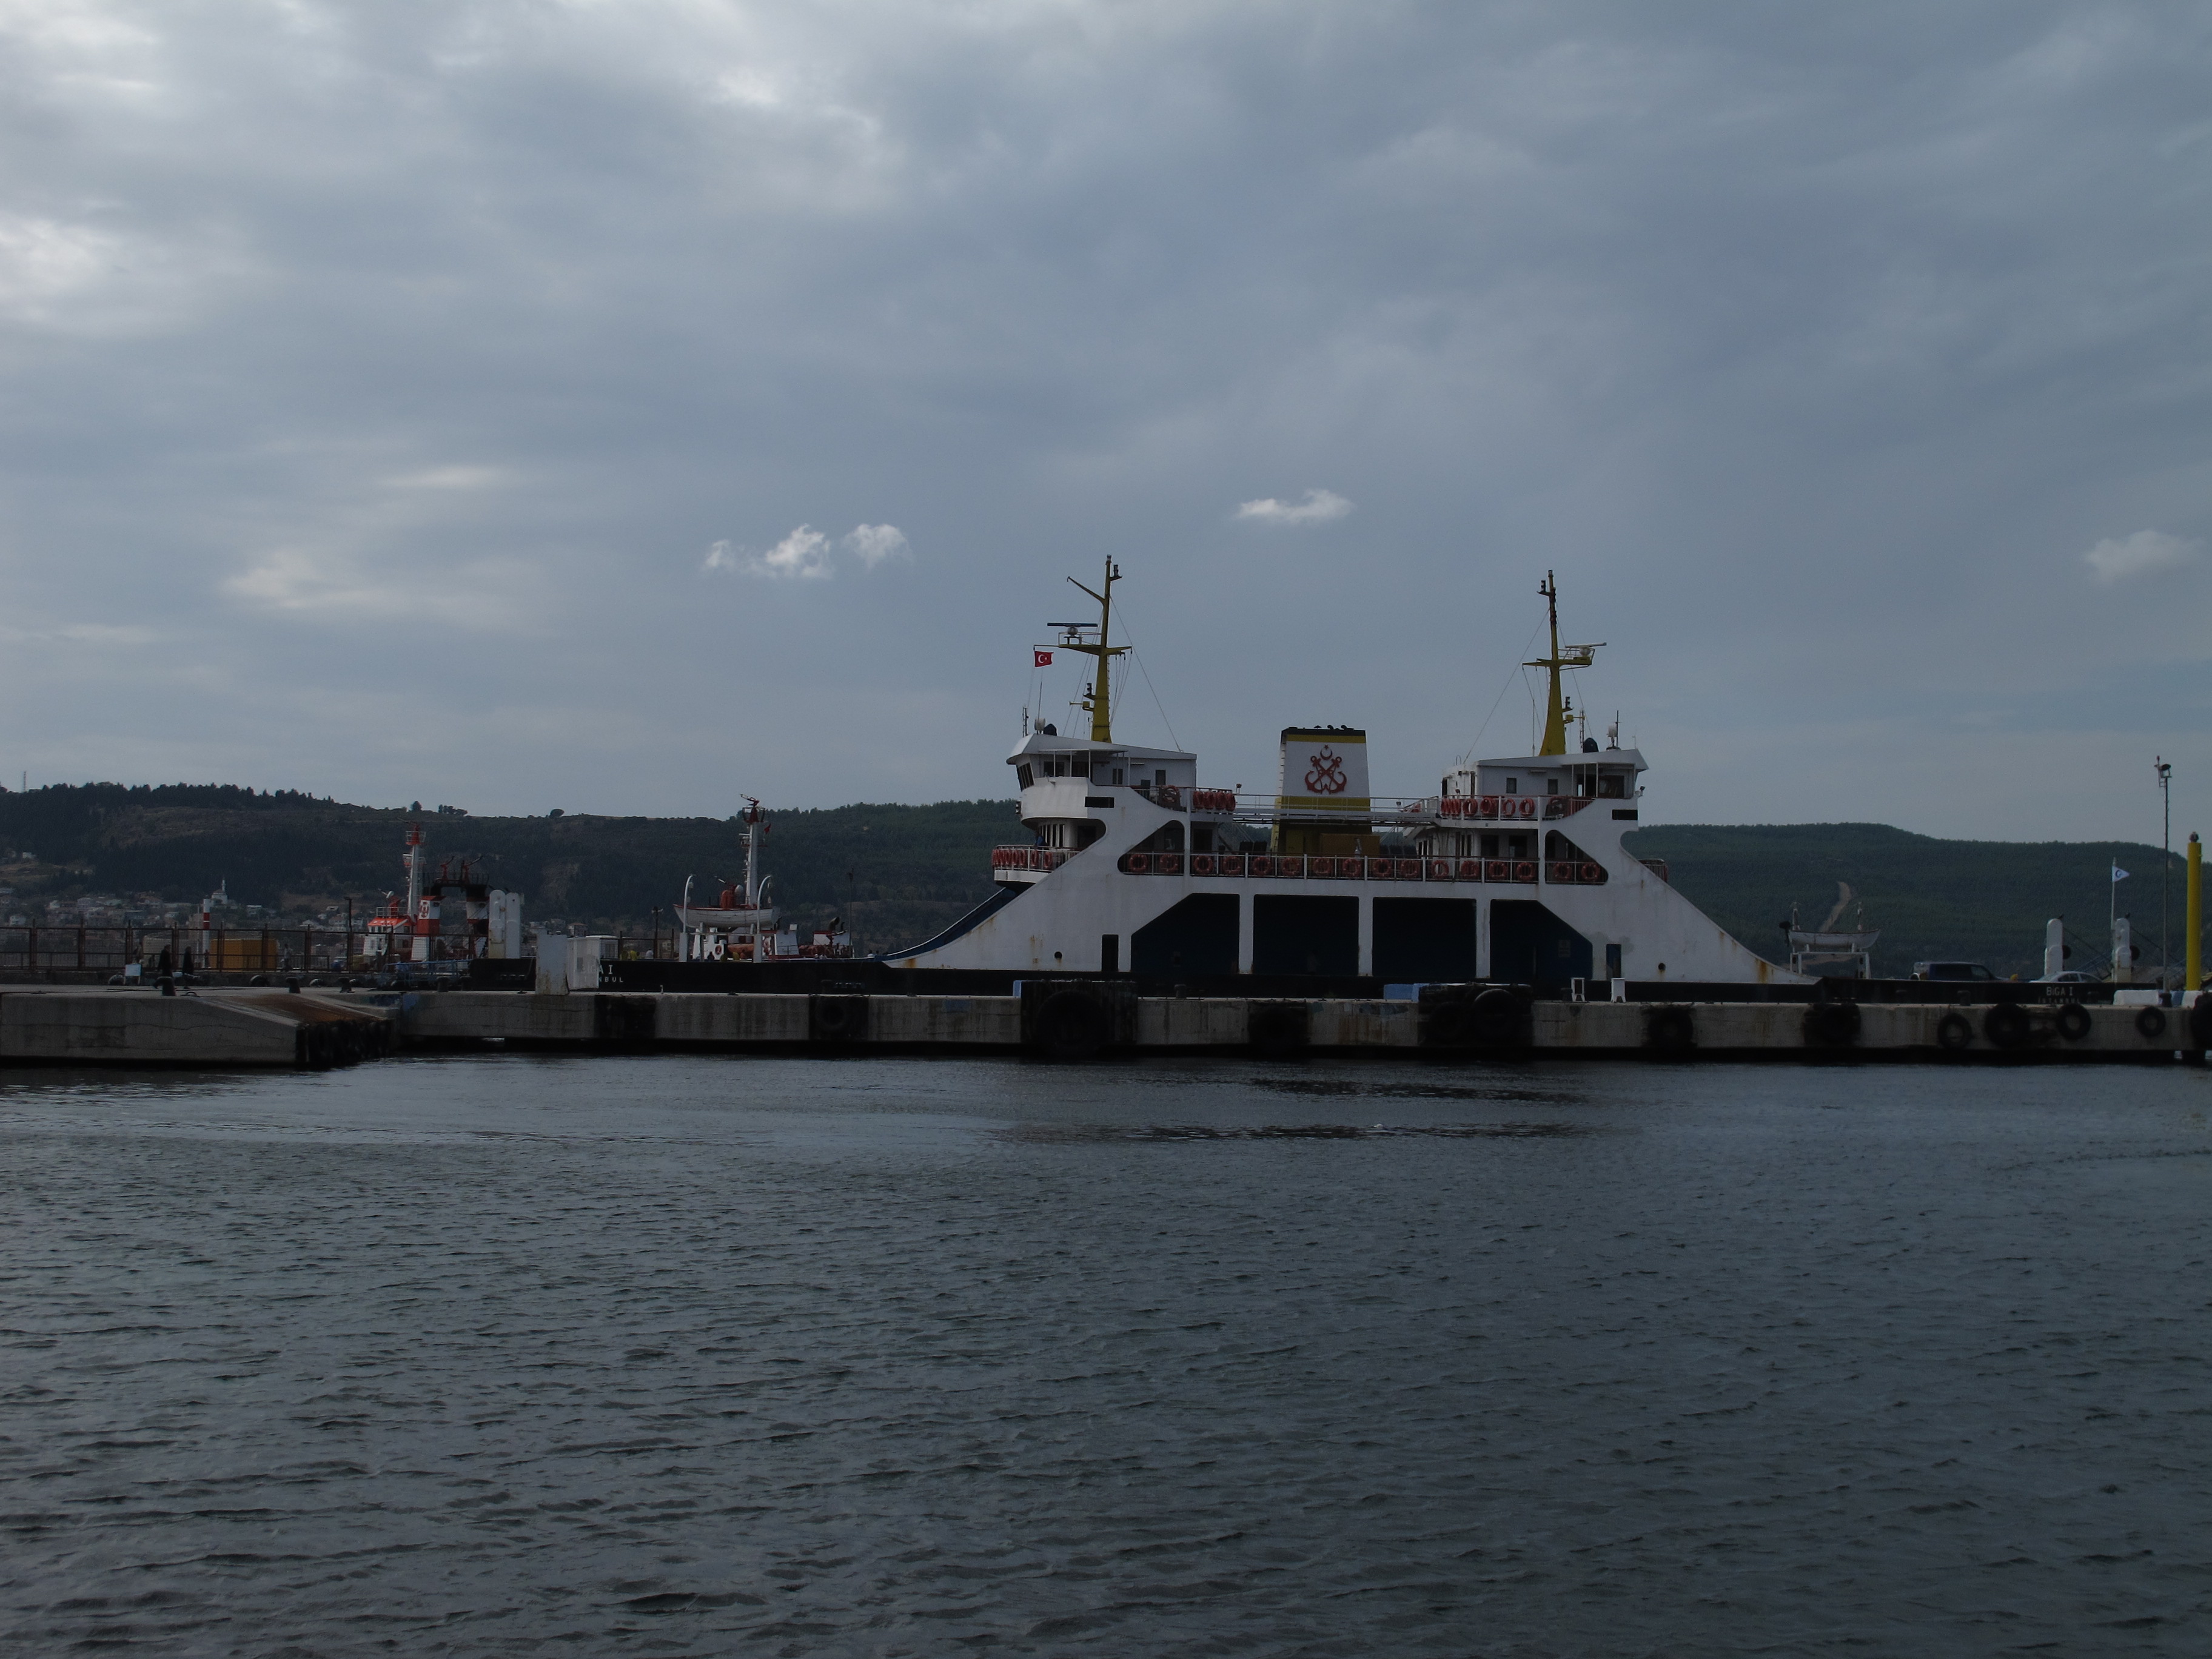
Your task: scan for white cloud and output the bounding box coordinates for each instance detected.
[706,524,910,577]
[384,465,508,491]
[843,523,910,567]
[2083,529,2196,583]
[224,548,529,626]
[751,525,833,578]
[1235,488,1354,526]
[0,215,115,315]
[226,548,414,617]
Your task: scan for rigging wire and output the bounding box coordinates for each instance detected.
[1107,594,1182,751]
[1461,621,1544,764]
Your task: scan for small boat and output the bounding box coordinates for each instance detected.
[676,798,851,960]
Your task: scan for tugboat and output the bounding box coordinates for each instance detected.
[879,566,1803,987]
[676,797,852,960]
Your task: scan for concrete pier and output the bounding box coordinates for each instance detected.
[0,988,393,1068]
[5,980,2194,1068]
[387,986,2205,1062]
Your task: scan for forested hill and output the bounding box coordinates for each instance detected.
[1622,822,2184,980]
[0,786,2182,976]
[0,786,1018,955]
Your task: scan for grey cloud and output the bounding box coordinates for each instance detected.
[0,2,2206,840]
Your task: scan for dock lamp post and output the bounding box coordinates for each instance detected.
[2159,758,2172,988]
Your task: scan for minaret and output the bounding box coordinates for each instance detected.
[1061,559,1130,743]
[1523,571,1603,756]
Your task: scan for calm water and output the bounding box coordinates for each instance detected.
[2,1055,2209,1656]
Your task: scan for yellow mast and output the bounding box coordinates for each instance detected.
[1523,570,1603,756]
[1062,560,1128,743]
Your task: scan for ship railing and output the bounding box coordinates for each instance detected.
[991,845,1074,875]
[1108,853,1615,885]
[1113,785,1603,828]
[1128,783,1242,813]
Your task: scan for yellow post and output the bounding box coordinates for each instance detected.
[2188,833,2201,994]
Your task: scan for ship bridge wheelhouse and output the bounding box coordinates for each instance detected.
[1444,748,1645,803]
[1004,732,1198,859]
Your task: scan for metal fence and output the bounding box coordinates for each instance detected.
[1,925,395,974]
[0,924,683,976]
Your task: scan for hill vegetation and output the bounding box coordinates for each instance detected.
[0,786,1016,954]
[0,786,2186,976]
[1623,823,2183,980]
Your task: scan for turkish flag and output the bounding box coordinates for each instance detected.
[1034,649,1053,666]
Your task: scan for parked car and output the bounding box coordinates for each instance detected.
[2034,970,2097,985]
[1911,960,1998,982]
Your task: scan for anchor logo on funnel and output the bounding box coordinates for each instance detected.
[1304,746,1349,795]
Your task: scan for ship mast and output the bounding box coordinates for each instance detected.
[740,797,763,908]
[1061,559,1129,743]
[1523,570,1603,756]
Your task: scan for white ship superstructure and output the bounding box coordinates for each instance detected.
[885,566,1802,987]
[677,797,854,961]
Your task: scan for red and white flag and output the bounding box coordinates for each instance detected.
[1034,649,1053,667]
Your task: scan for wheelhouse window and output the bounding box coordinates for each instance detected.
[1506,777,1518,794]
[1016,763,1034,789]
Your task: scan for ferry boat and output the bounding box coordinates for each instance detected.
[880,566,1801,987]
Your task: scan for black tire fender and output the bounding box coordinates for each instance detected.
[2055,1002,2093,1042]
[1468,987,1529,1048]
[1644,1004,1695,1052]
[812,995,863,1041]
[1983,1002,2031,1050]
[1248,1000,1310,1054]
[1936,1012,1974,1052]
[1035,989,1109,1060]
[2187,996,2212,1048]
[2136,1005,2168,1041]
[1804,1000,1862,1047]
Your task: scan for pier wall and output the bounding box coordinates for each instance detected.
[388,988,2203,1063]
[0,990,391,1067]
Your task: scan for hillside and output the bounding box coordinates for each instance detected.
[0,786,2185,976]
[1624,822,2184,980]
[0,786,1017,955]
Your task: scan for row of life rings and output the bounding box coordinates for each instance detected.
[1118,852,1574,883]
[1438,794,1544,820]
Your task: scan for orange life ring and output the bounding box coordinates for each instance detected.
[1191,853,1215,876]
[1512,860,1537,882]
[1218,854,1244,876]
[1426,859,1452,881]
[1125,852,1150,874]
[1278,855,1303,877]
[1248,854,1273,876]
[1484,859,1510,882]
[1479,796,1499,817]
[1578,862,1601,883]
[1158,853,1182,875]
[1520,796,1540,819]
[1458,858,1483,880]
[1548,861,1574,883]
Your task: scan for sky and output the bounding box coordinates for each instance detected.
[1,0,2207,846]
